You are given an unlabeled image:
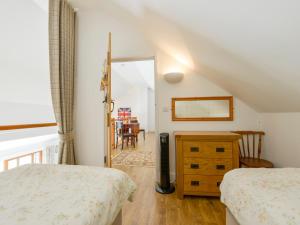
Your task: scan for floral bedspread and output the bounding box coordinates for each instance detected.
[0,164,136,225]
[220,168,300,225]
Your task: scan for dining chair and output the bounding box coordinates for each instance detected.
[232,131,274,168]
[131,123,140,142]
[121,123,136,149]
[129,118,145,141]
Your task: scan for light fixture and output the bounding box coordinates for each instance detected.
[163,72,184,83]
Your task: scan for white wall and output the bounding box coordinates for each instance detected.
[261,113,300,167]
[74,10,262,173]
[147,88,155,132]
[156,51,262,180]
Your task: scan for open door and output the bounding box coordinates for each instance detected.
[100,33,112,167]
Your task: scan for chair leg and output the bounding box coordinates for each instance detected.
[116,133,118,149]
[121,137,123,150]
[143,131,145,140]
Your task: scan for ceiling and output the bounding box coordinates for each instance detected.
[112,60,155,98]
[70,0,300,112]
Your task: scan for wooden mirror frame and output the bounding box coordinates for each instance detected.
[171,96,234,121]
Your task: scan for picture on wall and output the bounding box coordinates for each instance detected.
[117,107,131,120]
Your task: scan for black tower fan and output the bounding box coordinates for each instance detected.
[155,133,175,194]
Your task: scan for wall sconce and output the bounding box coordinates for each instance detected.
[163,72,184,83]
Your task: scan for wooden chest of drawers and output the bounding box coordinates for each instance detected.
[175,131,240,199]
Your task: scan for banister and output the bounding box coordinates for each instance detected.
[0,123,57,131]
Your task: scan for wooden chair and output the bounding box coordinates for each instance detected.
[233,131,274,168]
[130,116,137,121]
[130,117,138,123]
[131,123,140,142]
[121,124,136,149]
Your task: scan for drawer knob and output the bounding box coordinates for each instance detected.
[216,165,225,170]
[191,181,200,186]
[190,163,199,169]
[190,147,199,152]
[216,147,225,152]
[217,181,221,187]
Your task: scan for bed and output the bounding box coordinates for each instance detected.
[0,164,136,225]
[220,168,300,225]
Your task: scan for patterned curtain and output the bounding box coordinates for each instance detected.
[49,0,76,164]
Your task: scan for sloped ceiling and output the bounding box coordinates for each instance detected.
[70,0,300,112]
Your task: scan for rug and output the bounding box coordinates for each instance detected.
[112,150,155,167]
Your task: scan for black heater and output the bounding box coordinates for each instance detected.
[155,133,175,194]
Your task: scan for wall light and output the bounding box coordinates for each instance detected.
[164,72,184,83]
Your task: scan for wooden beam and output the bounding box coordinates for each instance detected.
[0,123,57,131]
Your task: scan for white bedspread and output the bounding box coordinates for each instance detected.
[0,164,136,225]
[220,168,300,225]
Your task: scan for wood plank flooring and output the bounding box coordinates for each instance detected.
[113,133,226,225]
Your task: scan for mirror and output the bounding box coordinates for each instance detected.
[172,96,233,121]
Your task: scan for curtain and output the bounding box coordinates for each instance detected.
[49,0,76,164]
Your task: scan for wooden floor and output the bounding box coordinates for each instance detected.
[113,134,226,225]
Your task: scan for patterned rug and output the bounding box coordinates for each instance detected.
[112,150,155,167]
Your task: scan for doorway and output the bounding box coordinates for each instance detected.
[110,58,156,168]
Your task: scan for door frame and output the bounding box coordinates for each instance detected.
[110,56,159,174]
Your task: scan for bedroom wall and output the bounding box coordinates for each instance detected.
[156,51,262,180]
[147,88,155,132]
[74,10,154,166]
[261,113,300,168]
[74,10,262,173]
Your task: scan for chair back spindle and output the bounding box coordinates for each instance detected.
[131,123,140,135]
[233,131,265,159]
[258,134,262,159]
[253,133,255,158]
[232,131,273,168]
[247,134,250,158]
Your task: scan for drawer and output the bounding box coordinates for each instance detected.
[183,141,232,158]
[184,175,222,193]
[184,158,233,175]
[183,141,204,157]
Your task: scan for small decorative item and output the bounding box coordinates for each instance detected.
[100,61,108,91]
[100,78,107,91]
